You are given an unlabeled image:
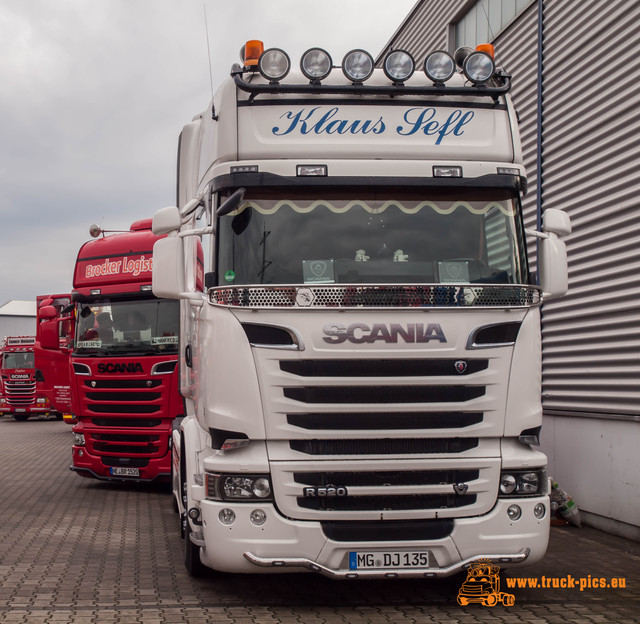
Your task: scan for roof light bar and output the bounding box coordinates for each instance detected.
[342,49,374,84]
[383,50,415,84]
[258,48,290,83]
[300,48,333,82]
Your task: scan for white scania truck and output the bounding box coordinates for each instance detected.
[152,41,571,577]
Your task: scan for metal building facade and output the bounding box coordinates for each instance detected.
[381,0,640,537]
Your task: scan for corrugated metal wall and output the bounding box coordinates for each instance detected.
[540,0,640,419]
[382,0,640,421]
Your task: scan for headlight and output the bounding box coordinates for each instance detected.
[300,47,333,82]
[342,49,374,83]
[206,473,273,502]
[499,469,547,497]
[73,433,86,446]
[258,48,290,82]
[424,50,456,83]
[463,51,495,84]
[383,50,415,83]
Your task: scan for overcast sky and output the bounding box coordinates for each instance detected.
[0,0,416,306]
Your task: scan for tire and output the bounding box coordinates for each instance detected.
[183,514,207,577]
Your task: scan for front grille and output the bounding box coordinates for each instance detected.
[82,375,164,417]
[210,284,541,309]
[281,359,488,377]
[86,392,161,402]
[4,381,36,405]
[284,385,485,404]
[287,412,482,430]
[298,493,477,511]
[290,438,478,455]
[101,457,150,468]
[294,469,480,487]
[89,404,159,414]
[321,519,455,542]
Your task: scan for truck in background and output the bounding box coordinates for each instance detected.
[39,219,185,482]
[34,294,74,423]
[0,336,58,421]
[152,41,571,577]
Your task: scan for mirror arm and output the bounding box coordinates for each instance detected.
[524,228,549,240]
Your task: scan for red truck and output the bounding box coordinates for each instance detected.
[0,336,58,421]
[39,219,185,482]
[34,294,74,423]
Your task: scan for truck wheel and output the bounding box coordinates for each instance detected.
[457,596,469,606]
[184,515,207,577]
[14,414,29,422]
[484,593,498,607]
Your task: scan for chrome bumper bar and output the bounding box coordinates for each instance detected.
[244,549,530,579]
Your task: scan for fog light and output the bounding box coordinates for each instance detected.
[219,508,236,525]
[383,50,415,83]
[73,433,85,446]
[424,50,455,83]
[258,48,290,82]
[463,51,495,84]
[300,47,332,82]
[507,504,522,521]
[188,507,200,521]
[342,49,374,83]
[250,509,267,526]
[534,503,546,519]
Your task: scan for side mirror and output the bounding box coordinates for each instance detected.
[217,188,246,217]
[542,208,571,237]
[40,321,61,350]
[38,305,58,321]
[152,206,182,236]
[152,236,186,299]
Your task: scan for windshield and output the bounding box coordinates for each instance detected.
[75,299,179,356]
[217,189,529,286]
[2,352,34,369]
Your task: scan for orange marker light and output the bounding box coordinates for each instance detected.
[244,40,264,66]
[476,43,495,58]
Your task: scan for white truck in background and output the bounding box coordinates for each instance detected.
[152,41,571,577]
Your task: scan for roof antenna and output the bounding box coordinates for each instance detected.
[203,1,218,120]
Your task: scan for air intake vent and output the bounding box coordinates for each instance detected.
[290,438,478,455]
[284,385,485,404]
[321,519,455,542]
[298,493,476,511]
[287,412,483,430]
[280,359,488,377]
[294,469,480,487]
[242,323,295,346]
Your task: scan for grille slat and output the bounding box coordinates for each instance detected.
[287,412,483,430]
[290,438,478,455]
[280,359,488,377]
[86,392,162,402]
[294,469,480,487]
[298,493,477,511]
[284,385,485,404]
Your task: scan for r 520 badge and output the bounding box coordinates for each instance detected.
[303,486,348,497]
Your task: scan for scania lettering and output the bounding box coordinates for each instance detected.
[0,336,55,421]
[151,42,571,577]
[39,219,189,483]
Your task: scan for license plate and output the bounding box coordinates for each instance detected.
[349,551,429,570]
[15,408,26,412]
[110,467,140,477]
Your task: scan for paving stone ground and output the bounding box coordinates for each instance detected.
[0,417,638,623]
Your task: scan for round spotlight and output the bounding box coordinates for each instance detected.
[250,509,267,526]
[507,504,522,521]
[463,51,495,84]
[258,48,291,82]
[383,50,415,84]
[301,47,333,82]
[424,50,456,83]
[218,508,236,525]
[534,503,546,520]
[500,474,517,495]
[342,49,374,83]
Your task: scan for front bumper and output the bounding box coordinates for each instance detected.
[71,446,170,483]
[195,496,550,577]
